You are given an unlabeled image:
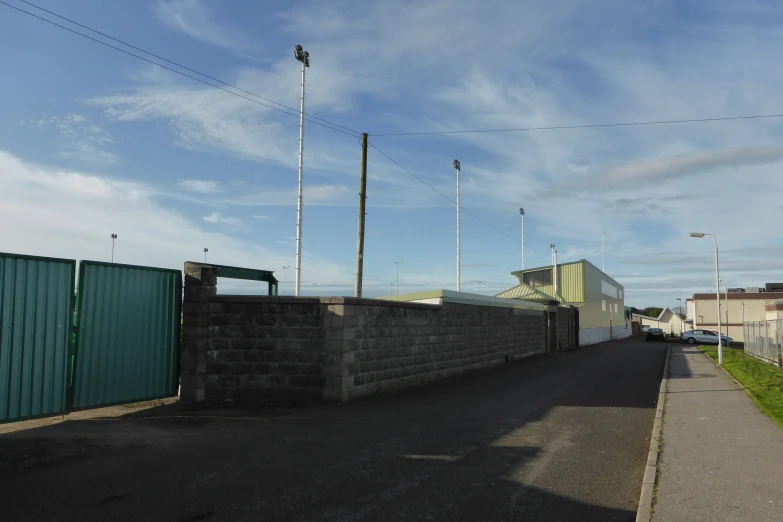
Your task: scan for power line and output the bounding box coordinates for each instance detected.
[0,0,361,138]
[368,141,551,259]
[370,113,783,137]
[17,0,361,136]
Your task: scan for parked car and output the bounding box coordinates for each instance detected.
[680,329,732,346]
[645,328,665,342]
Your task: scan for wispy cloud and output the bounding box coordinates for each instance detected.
[24,113,118,165]
[203,211,243,228]
[154,0,250,52]
[180,179,220,193]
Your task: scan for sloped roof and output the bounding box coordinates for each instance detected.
[633,307,681,321]
[496,283,554,302]
[495,283,579,306]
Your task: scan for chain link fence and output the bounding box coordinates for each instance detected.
[743,320,783,368]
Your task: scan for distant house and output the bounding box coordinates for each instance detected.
[632,307,685,336]
[496,259,628,345]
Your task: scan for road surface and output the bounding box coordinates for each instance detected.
[1,338,666,521]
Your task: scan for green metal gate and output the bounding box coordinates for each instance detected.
[71,261,181,409]
[0,253,75,423]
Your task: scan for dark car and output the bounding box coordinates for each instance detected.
[645,328,665,341]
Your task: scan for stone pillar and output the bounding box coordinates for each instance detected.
[181,262,217,403]
[321,298,355,402]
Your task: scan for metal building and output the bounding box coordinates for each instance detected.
[497,259,627,345]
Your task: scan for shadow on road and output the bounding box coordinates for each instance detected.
[0,338,665,522]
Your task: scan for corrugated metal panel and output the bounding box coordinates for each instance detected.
[0,253,74,423]
[72,261,181,409]
[559,261,585,303]
[508,261,585,304]
[496,284,553,302]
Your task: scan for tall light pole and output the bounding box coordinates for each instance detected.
[690,232,723,364]
[293,44,310,297]
[110,233,117,263]
[204,247,208,263]
[520,208,525,270]
[394,261,403,295]
[454,159,461,292]
[282,265,290,295]
[390,282,395,294]
[602,230,605,272]
[476,280,483,293]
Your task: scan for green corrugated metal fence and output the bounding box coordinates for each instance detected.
[0,253,75,423]
[71,261,181,409]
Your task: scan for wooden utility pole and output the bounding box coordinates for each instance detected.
[354,133,368,297]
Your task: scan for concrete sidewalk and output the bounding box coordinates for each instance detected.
[654,345,783,521]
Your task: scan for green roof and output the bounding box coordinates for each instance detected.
[495,284,554,302]
[495,283,579,306]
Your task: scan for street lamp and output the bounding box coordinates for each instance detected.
[676,297,683,335]
[204,247,208,263]
[454,159,461,292]
[110,233,117,263]
[690,232,723,364]
[293,44,310,297]
[724,283,729,338]
[476,280,484,293]
[282,265,290,295]
[394,261,403,295]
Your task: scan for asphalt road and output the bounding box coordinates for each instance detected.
[1,338,667,522]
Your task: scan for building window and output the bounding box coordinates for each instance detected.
[523,269,552,287]
[614,303,618,313]
[602,300,607,312]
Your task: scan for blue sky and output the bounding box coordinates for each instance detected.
[3,0,783,306]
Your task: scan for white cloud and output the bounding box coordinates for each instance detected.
[552,144,783,193]
[154,0,251,51]
[0,151,353,290]
[24,113,118,165]
[180,179,220,193]
[202,212,243,228]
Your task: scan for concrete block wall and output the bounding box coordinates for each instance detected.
[181,263,574,404]
[203,296,327,402]
[329,300,547,401]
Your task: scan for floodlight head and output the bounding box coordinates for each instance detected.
[453,159,460,170]
[111,233,117,239]
[519,208,524,215]
[294,44,307,65]
[690,232,705,238]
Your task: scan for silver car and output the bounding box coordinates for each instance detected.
[681,329,733,346]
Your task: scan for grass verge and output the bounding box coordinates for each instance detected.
[699,345,783,429]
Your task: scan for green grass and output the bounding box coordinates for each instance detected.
[698,345,783,429]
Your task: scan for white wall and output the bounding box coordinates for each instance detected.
[579,325,631,346]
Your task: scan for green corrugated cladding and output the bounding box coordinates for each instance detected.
[0,253,75,423]
[71,261,181,409]
[558,261,586,303]
[513,261,586,304]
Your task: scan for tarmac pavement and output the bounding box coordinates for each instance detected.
[1,338,666,522]
[654,344,783,521]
